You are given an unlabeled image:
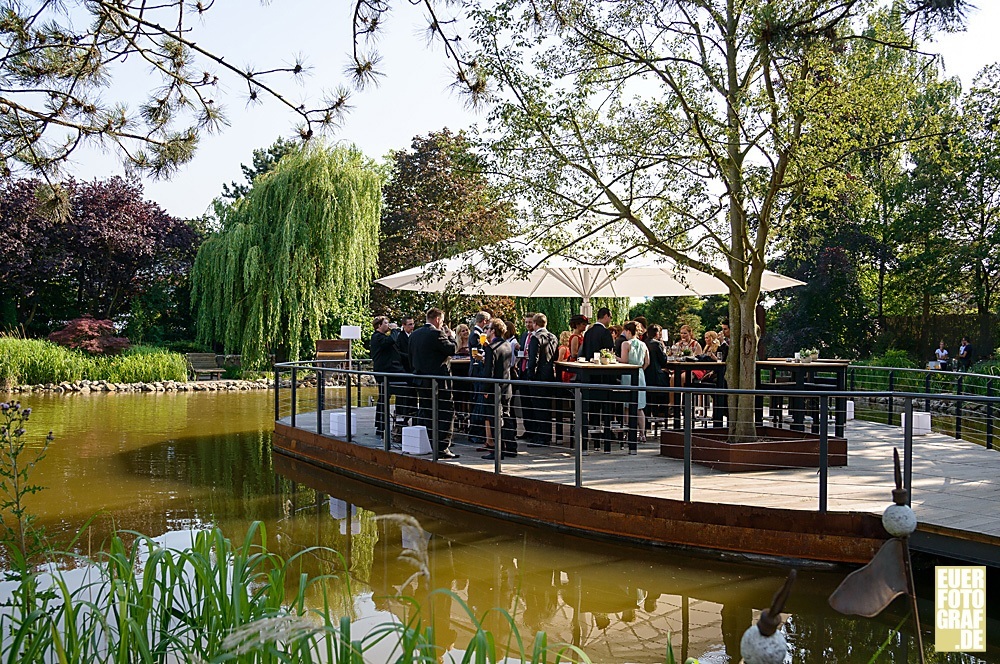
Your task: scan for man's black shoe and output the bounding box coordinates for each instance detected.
[483,452,517,460]
[439,450,460,459]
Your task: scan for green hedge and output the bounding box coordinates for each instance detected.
[0,339,188,387]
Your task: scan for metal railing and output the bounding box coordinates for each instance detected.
[847,365,998,448]
[272,361,1000,520]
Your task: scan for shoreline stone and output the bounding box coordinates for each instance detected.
[3,377,277,395]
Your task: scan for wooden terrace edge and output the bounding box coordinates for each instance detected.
[273,422,888,564]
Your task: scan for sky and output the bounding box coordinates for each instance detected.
[68,1,1000,220]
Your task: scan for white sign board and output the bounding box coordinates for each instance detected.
[340,325,363,340]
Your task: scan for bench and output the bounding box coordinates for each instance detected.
[315,339,351,364]
[186,353,224,381]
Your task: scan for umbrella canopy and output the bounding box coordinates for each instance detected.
[375,240,803,315]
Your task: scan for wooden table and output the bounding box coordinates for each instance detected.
[663,359,727,429]
[755,359,849,437]
[557,361,643,453]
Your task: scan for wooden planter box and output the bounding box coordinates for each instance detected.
[660,426,847,472]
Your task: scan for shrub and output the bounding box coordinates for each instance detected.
[48,316,130,355]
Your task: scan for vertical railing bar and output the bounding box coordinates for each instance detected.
[887,370,895,426]
[273,367,280,421]
[819,395,829,513]
[986,379,994,451]
[903,397,913,506]
[383,374,391,452]
[290,367,298,429]
[432,378,440,462]
[955,375,964,440]
[345,370,352,443]
[574,387,583,488]
[317,368,324,436]
[494,382,502,475]
[924,373,932,415]
[683,391,692,502]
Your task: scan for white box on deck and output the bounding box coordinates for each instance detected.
[402,426,432,455]
[330,412,357,436]
[846,400,855,421]
[900,411,931,436]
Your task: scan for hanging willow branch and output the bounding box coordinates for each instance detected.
[191,144,382,368]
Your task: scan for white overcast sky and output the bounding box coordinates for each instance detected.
[69,1,1000,220]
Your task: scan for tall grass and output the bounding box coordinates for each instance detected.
[0,523,595,663]
[0,339,188,387]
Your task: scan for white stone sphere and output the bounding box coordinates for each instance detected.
[882,504,917,537]
[740,624,787,664]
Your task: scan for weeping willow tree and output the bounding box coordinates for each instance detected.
[191,144,382,368]
[517,297,629,333]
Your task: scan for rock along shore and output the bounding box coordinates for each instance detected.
[3,374,378,395]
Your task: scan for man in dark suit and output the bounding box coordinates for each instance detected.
[392,316,416,425]
[371,316,406,436]
[525,313,559,444]
[580,307,615,449]
[581,307,614,360]
[482,319,517,459]
[514,314,536,439]
[408,307,459,458]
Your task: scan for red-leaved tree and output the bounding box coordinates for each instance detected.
[48,316,130,354]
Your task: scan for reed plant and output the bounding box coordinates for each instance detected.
[0,338,187,387]
[0,521,598,663]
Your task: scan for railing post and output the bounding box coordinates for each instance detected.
[987,379,994,451]
[849,368,855,393]
[574,387,583,488]
[345,371,352,443]
[924,373,932,415]
[683,391,692,502]
[358,369,363,408]
[273,368,280,421]
[903,397,913,506]
[887,370,895,425]
[432,378,439,462]
[317,368,324,435]
[290,367,298,428]
[819,395,829,513]
[955,374,964,440]
[494,382,503,475]
[383,374,391,452]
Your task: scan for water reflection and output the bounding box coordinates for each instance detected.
[14,391,998,662]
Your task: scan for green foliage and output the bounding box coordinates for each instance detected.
[0,402,52,563]
[373,129,513,322]
[0,519,594,663]
[0,339,187,386]
[192,144,383,369]
[222,137,299,202]
[518,297,628,333]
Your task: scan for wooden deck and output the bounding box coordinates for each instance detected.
[275,407,1000,564]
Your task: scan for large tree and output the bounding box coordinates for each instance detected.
[372,129,514,323]
[0,176,198,334]
[191,144,382,367]
[467,0,964,439]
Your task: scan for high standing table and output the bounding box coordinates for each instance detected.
[755,359,849,438]
[557,361,643,453]
[663,359,727,429]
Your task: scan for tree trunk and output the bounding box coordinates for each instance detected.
[727,290,759,442]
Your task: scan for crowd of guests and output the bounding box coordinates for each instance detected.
[369,307,733,460]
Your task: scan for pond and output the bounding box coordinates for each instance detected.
[14,390,998,663]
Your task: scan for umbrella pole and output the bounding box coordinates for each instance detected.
[580,297,593,318]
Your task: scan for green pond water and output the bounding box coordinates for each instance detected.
[13,390,999,663]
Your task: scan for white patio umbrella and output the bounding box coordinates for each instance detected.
[375,240,803,317]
